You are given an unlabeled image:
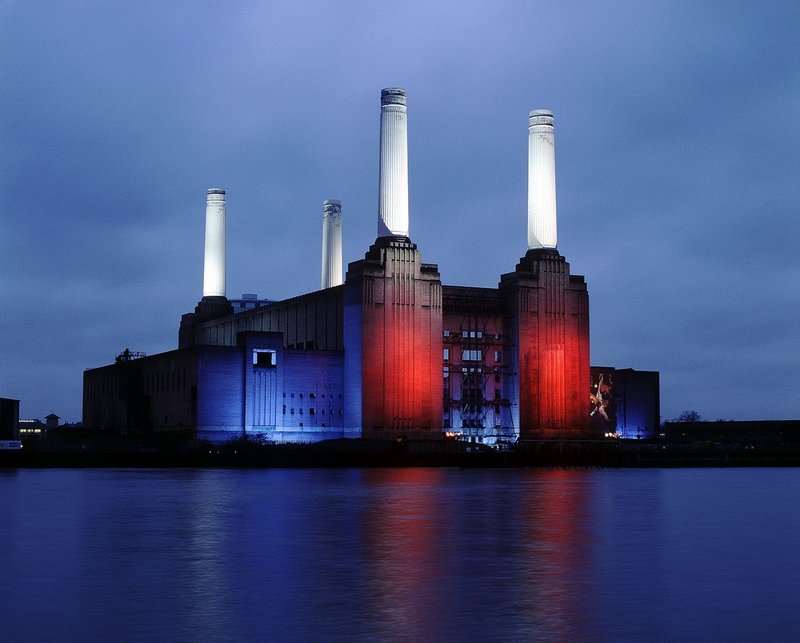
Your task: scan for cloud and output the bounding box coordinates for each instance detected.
[1,0,797,422]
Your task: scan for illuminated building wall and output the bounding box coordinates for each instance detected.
[344,236,442,439]
[500,250,590,438]
[441,287,510,441]
[192,286,343,351]
[83,332,345,442]
[589,366,660,438]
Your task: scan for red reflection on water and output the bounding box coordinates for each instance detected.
[358,468,448,638]
[519,469,592,636]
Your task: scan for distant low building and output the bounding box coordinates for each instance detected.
[1,398,20,440]
[18,418,46,436]
[664,420,800,444]
[229,294,272,313]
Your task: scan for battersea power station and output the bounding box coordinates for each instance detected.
[83,88,659,444]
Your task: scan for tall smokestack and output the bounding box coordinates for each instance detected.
[378,87,409,238]
[321,199,342,289]
[203,188,226,297]
[527,110,557,250]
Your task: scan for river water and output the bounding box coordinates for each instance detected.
[1,468,798,641]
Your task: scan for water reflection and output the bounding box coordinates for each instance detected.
[0,468,798,641]
[515,470,593,639]
[360,468,450,640]
[355,469,596,641]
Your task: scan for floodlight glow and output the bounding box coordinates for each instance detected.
[528,110,557,249]
[321,200,343,289]
[203,188,226,297]
[378,88,409,237]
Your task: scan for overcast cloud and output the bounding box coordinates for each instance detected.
[1,0,798,423]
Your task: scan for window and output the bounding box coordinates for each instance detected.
[309,408,316,416]
[476,331,483,339]
[443,330,450,337]
[462,330,468,338]
[253,349,276,367]
[494,350,501,363]
[443,348,450,361]
[462,349,482,361]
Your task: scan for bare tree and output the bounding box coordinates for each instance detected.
[674,410,703,422]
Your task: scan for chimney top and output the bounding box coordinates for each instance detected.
[529,110,554,126]
[381,87,407,107]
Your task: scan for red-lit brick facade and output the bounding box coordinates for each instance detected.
[501,249,590,438]
[344,237,443,439]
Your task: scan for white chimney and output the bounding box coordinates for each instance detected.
[321,200,342,289]
[203,188,226,297]
[527,110,557,250]
[378,87,409,237]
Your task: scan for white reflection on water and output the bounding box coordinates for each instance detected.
[0,468,798,641]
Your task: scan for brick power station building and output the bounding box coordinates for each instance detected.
[84,88,657,444]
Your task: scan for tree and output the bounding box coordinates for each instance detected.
[674,410,703,423]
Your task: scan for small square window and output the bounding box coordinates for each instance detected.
[253,349,276,367]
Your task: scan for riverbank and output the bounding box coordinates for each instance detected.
[4,434,800,468]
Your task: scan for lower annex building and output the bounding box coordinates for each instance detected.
[83,88,659,444]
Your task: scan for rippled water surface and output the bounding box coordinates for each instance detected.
[1,468,798,641]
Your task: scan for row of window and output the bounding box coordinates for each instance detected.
[443,404,504,415]
[283,392,342,399]
[443,330,501,339]
[442,349,502,362]
[283,407,343,416]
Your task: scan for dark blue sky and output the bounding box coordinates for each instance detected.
[1,1,798,423]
